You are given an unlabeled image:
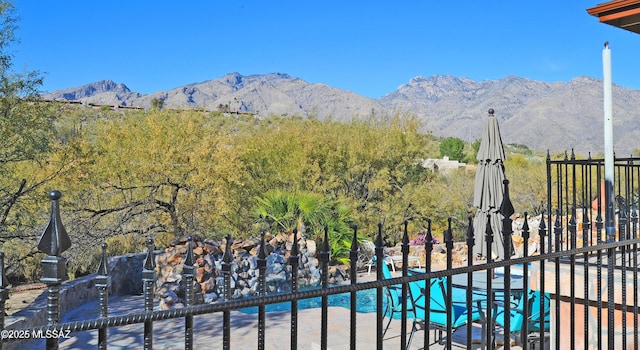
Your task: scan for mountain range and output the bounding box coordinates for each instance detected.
[42,72,640,155]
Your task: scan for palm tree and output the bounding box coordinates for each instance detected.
[254,190,359,264]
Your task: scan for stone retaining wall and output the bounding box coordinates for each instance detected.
[154,233,348,309]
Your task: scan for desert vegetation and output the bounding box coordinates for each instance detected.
[1,100,548,283]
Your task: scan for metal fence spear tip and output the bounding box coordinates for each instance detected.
[97,242,110,276]
[500,179,515,219]
[375,222,384,249]
[185,235,195,266]
[322,226,330,254]
[144,238,155,270]
[258,230,269,260]
[466,215,474,245]
[222,234,233,264]
[351,225,359,251]
[402,220,409,245]
[291,229,300,257]
[38,190,71,256]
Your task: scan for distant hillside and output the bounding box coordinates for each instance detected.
[42,73,640,155]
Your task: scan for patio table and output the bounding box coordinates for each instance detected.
[451,270,526,347]
[451,270,524,294]
[409,268,527,346]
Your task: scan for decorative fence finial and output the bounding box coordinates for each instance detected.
[291,229,300,257]
[97,242,110,277]
[143,238,156,271]
[466,215,475,248]
[222,234,233,264]
[184,235,195,266]
[322,226,330,255]
[37,190,71,256]
[500,179,515,218]
[258,230,269,260]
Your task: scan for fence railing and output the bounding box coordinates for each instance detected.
[0,152,638,349]
[545,151,640,350]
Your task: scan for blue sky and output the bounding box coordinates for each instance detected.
[12,1,640,98]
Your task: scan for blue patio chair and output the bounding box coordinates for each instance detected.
[407,276,486,349]
[526,290,551,349]
[493,290,528,346]
[493,289,550,348]
[377,256,415,336]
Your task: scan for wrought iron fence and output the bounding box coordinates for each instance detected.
[0,152,638,349]
[545,151,640,350]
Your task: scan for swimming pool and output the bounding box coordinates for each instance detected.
[239,288,380,314]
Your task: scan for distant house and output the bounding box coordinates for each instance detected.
[420,156,466,173]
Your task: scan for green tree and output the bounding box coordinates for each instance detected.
[439,137,465,161]
[150,98,164,110]
[236,113,437,237]
[463,139,481,164]
[0,1,74,283]
[504,154,546,215]
[48,109,250,275]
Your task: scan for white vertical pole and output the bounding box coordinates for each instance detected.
[602,41,618,350]
[603,42,615,243]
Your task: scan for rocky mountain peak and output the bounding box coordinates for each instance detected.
[41,73,640,155]
[47,79,131,101]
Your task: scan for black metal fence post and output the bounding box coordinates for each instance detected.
[375,223,384,350]
[465,215,475,347]
[38,190,71,350]
[569,208,577,347]
[444,218,454,350]
[349,226,359,350]
[257,230,269,350]
[424,219,432,350]
[553,208,562,348]
[538,212,547,348]
[319,226,330,350]
[289,229,300,350]
[484,213,494,350]
[221,234,233,350]
[632,205,639,348]
[400,220,409,349]
[0,252,8,350]
[521,213,530,350]
[95,243,111,350]
[142,238,156,350]
[595,166,604,349]
[501,179,515,350]
[183,236,195,350]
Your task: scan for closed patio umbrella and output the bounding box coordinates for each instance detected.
[473,109,507,260]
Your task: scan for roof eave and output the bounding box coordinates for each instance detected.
[588,1,640,34]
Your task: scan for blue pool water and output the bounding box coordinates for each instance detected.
[239,288,380,314]
[238,267,527,315]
